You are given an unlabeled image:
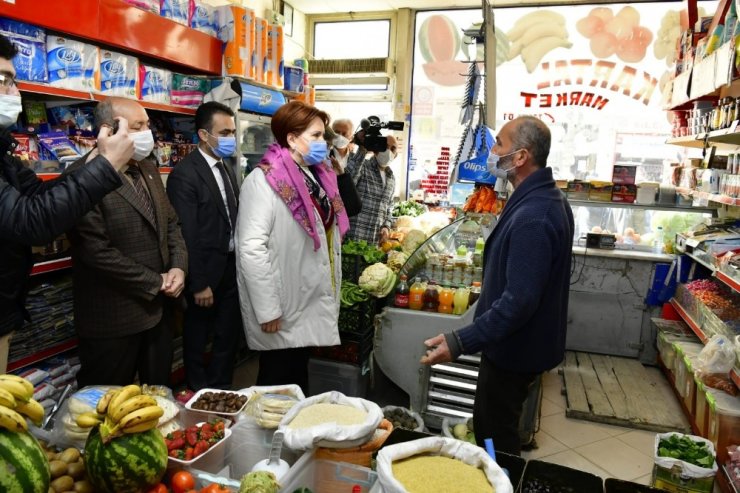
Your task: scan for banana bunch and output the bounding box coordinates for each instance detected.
[506,10,572,73]
[76,384,164,443]
[0,374,45,432]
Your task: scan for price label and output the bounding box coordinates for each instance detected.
[714,41,735,88]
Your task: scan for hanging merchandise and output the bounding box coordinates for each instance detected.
[457,122,497,185]
[459,62,481,125]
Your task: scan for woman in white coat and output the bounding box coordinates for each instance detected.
[235,101,350,392]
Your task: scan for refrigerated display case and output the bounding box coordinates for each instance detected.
[237,112,273,176]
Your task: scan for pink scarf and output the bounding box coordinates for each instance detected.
[259,143,349,250]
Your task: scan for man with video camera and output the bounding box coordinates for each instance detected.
[343,117,402,245]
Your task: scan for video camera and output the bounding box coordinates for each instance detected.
[355,116,404,153]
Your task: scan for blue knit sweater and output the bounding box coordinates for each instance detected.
[454,167,574,373]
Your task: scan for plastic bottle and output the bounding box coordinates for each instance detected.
[453,285,470,315]
[653,226,664,254]
[438,286,454,314]
[468,281,481,306]
[475,237,485,253]
[409,277,424,310]
[422,280,440,312]
[394,275,410,309]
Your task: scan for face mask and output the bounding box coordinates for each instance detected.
[376,149,396,167]
[130,130,154,161]
[206,132,236,158]
[0,95,22,129]
[298,136,328,166]
[487,149,521,179]
[333,135,350,149]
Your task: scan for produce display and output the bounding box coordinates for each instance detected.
[0,428,50,493]
[657,434,715,468]
[287,403,368,429]
[391,455,490,492]
[0,373,45,431]
[340,281,370,308]
[358,263,397,298]
[190,391,249,414]
[463,185,503,214]
[42,443,93,493]
[341,240,386,264]
[392,200,427,218]
[165,421,226,461]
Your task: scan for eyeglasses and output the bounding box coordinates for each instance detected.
[0,74,16,88]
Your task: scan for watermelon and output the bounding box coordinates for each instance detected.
[84,426,167,493]
[419,15,460,63]
[0,429,51,493]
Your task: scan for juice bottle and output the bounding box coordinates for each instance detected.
[409,277,424,310]
[438,286,454,314]
[468,281,481,306]
[453,285,470,315]
[394,275,410,308]
[422,280,440,312]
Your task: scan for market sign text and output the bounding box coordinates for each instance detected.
[519,59,659,111]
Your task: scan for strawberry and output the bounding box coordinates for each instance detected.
[194,440,210,457]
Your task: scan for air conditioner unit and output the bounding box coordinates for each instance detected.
[310,58,392,74]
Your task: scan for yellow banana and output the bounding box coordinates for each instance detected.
[96,389,117,415]
[76,412,104,428]
[0,388,17,409]
[107,385,141,420]
[0,375,34,397]
[0,379,32,403]
[118,406,163,430]
[109,395,157,423]
[122,417,159,434]
[14,398,44,426]
[0,405,28,432]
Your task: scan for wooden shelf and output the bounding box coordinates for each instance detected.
[6,338,78,372]
[675,187,740,207]
[18,82,197,116]
[30,257,72,276]
[666,135,708,149]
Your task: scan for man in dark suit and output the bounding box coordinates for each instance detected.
[66,97,188,387]
[166,102,241,390]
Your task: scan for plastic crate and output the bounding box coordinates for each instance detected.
[278,452,377,493]
[605,477,664,492]
[308,357,370,398]
[311,328,374,364]
[342,253,370,284]
[521,460,604,493]
[338,299,380,335]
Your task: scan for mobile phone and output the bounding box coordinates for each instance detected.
[111,120,119,134]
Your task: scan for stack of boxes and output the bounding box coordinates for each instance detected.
[420,147,451,196]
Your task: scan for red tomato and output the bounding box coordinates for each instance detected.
[147,485,168,493]
[200,485,232,493]
[171,471,196,493]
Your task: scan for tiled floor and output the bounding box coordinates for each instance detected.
[524,369,662,486]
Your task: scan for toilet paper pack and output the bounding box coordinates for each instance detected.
[46,35,99,91]
[267,24,284,89]
[190,0,216,37]
[99,50,138,98]
[254,17,268,84]
[139,65,171,104]
[0,19,47,83]
[171,73,209,107]
[160,0,191,26]
[215,5,255,78]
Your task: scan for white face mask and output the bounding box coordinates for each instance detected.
[333,134,350,150]
[0,94,22,129]
[487,149,521,179]
[130,130,154,161]
[376,149,396,167]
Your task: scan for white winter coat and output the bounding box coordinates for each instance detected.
[235,168,342,351]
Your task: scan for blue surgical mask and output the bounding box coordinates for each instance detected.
[487,149,521,179]
[299,137,328,166]
[207,132,236,158]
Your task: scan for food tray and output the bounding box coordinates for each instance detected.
[184,388,251,418]
[167,422,232,473]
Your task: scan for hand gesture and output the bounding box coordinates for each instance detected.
[97,116,134,171]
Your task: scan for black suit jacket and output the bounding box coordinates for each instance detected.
[166,149,238,295]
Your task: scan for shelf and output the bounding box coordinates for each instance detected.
[18,82,197,116]
[666,126,740,150]
[669,299,707,343]
[666,135,708,149]
[684,250,716,272]
[6,338,78,372]
[568,198,717,214]
[30,257,72,276]
[675,187,740,207]
[721,464,740,493]
[4,0,222,75]
[717,270,740,293]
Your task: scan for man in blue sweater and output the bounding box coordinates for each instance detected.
[422,116,574,456]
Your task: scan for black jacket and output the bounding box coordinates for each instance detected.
[455,167,574,373]
[0,129,122,336]
[166,149,239,294]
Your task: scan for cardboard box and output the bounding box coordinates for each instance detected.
[612,184,637,203]
[566,180,590,200]
[589,181,613,202]
[612,164,637,184]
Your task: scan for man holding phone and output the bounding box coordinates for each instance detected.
[0,34,134,372]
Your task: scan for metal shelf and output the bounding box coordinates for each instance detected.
[717,270,740,293]
[684,250,716,272]
[675,188,740,207]
[568,199,717,214]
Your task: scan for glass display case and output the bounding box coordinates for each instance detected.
[568,200,716,253]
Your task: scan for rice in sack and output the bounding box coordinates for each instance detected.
[377,436,513,493]
[279,391,382,450]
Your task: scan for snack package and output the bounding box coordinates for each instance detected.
[69,131,97,156]
[46,35,99,91]
[161,0,191,26]
[37,131,82,165]
[99,50,138,98]
[48,105,95,131]
[0,19,47,83]
[10,133,39,162]
[154,141,172,167]
[22,101,48,126]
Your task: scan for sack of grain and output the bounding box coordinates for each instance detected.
[279,391,383,450]
[377,436,513,493]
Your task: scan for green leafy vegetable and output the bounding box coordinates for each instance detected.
[340,281,370,307]
[342,240,385,264]
[657,435,715,468]
[392,201,427,217]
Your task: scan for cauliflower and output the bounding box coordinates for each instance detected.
[387,250,409,273]
[402,229,427,254]
[239,471,280,493]
[359,263,396,298]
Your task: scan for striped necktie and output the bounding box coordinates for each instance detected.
[125,166,156,225]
